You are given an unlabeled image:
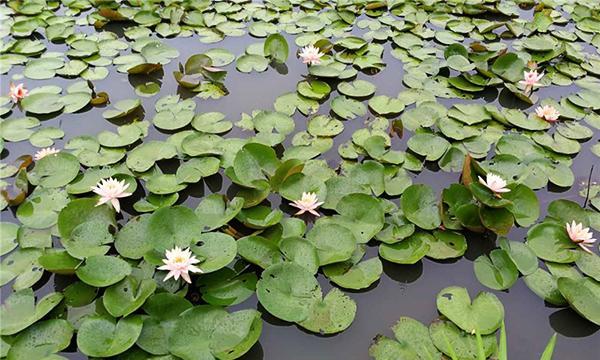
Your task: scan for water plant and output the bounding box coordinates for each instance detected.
[1,0,599,359]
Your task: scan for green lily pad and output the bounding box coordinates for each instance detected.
[279,236,319,275]
[401,184,442,230]
[237,235,283,269]
[557,277,600,325]
[306,223,356,266]
[28,152,80,188]
[0,117,40,142]
[197,269,257,307]
[337,79,376,98]
[57,198,116,240]
[256,262,321,323]
[523,268,567,306]
[77,315,143,357]
[498,238,538,276]
[76,255,132,287]
[503,184,540,227]
[236,206,283,229]
[38,249,81,275]
[323,256,382,290]
[379,233,430,264]
[429,319,497,359]
[102,99,141,119]
[136,293,193,355]
[425,230,467,260]
[147,206,202,252]
[527,222,580,263]
[264,33,289,63]
[391,317,441,359]
[575,252,600,281]
[168,306,261,360]
[297,288,357,334]
[60,219,114,259]
[0,248,43,290]
[474,249,519,290]
[191,232,237,273]
[17,188,69,229]
[103,276,157,317]
[436,286,504,335]
[6,319,73,360]
[194,195,244,232]
[369,335,419,359]
[0,289,63,335]
[0,222,19,256]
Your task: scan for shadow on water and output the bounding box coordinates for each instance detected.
[382,260,423,284]
[549,308,600,338]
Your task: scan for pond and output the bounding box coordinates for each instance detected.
[1,1,599,359]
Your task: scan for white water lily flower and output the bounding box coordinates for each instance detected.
[290,192,324,217]
[519,69,544,94]
[8,83,28,103]
[33,147,60,161]
[299,45,324,65]
[566,221,596,254]
[478,173,510,195]
[91,177,132,213]
[158,246,202,283]
[535,105,560,122]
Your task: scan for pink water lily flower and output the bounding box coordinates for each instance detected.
[158,246,202,283]
[91,177,132,213]
[290,192,324,216]
[519,69,544,94]
[478,173,510,196]
[33,147,60,161]
[535,105,560,122]
[566,221,596,254]
[9,83,28,103]
[299,45,324,65]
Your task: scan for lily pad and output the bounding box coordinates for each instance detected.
[75,255,132,287]
[0,289,63,335]
[401,184,442,230]
[527,222,580,263]
[436,286,504,335]
[474,249,519,290]
[256,262,321,323]
[297,288,357,334]
[557,277,600,325]
[77,315,143,357]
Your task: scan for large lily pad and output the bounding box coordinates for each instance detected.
[256,262,321,323]
[0,289,63,335]
[77,315,143,357]
[557,277,600,325]
[401,185,441,230]
[436,286,504,335]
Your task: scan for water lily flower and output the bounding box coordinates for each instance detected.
[566,221,596,254]
[158,246,202,284]
[478,173,510,196]
[8,83,28,103]
[91,177,132,213]
[519,69,544,94]
[299,45,324,65]
[290,192,324,216]
[535,105,560,122]
[33,147,60,161]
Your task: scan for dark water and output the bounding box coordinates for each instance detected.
[1,23,600,360]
